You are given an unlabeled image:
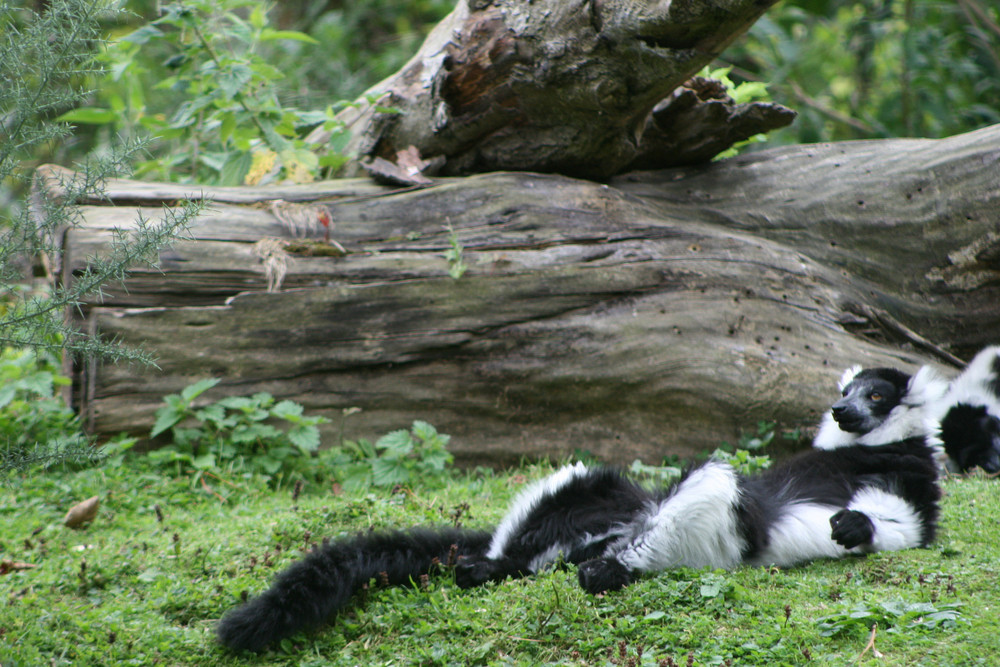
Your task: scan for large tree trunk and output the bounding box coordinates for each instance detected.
[326,0,795,179]
[48,124,1000,466]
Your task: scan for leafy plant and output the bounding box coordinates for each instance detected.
[147,378,330,483]
[334,420,455,491]
[0,347,94,475]
[628,458,682,485]
[700,64,774,159]
[72,0,350,184]
[1,1,201,362]
[816,599,964,637]
[710,420,776,475]
[724,0,1000,145]
[444,223,469,279]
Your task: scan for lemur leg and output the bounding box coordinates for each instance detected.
[579,461,745,594]
[832,487,923,552]
[455,463,648,589]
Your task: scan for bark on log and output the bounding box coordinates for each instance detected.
[50,124,1000,466]
[324,0,795,179]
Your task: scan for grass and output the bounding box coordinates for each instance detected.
[2,459,999,666]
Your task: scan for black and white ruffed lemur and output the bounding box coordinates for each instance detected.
[217,365,947,653]
[927,345,1000,474]
[814,348,1000,474]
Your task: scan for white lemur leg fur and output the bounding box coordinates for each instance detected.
[846,487,923,552]
[749,489,922,567]
[750,503,850,567]
[486,462,589,560]
[611,461,744,573]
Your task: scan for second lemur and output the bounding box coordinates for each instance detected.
[927,345,1000,473]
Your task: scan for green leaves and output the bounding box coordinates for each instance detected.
[0,348,92,476]
[335,420,456,491]
[147,380,456,492]
[88,0,349,184]
[816,600,964,637]
[151,378,220,437]
[55,107,118,124]
[444,226,469,279]
[147,379,329,484]
[259,28,319,44]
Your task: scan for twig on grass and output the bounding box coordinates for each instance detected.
[855,623,882,663]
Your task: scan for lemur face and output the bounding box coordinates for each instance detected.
[831,369,908,434]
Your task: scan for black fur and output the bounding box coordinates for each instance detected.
[939,404,1000,474]
[218,440,940,651]
[218,366,944,653]
[829,510,874,549]
[740,438,939,550]
[930,346,1000,473]
[453,468,649,588]
[217,527,491,652]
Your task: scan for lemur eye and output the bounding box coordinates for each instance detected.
[870,392,883,402]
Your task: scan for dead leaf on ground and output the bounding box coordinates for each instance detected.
[0,560,36,575]
[64,495,100,529]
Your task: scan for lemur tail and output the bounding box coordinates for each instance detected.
[217,527,493,652]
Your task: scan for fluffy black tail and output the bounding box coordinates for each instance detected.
[217,527,492,652]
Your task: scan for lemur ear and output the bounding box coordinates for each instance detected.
[838,365,863,391]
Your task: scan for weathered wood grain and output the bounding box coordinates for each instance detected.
[321,0,793,178]
[54,125,1000,464]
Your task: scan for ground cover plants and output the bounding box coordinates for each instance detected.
[2,449,999,666]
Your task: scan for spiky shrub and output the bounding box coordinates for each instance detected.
[0,0,201,475]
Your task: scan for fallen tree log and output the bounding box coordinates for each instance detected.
[49,124,1000,465]
[323,0,795,179]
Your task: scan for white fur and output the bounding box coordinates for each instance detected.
[926,347,1000,427]
[846,487,923,552]
[925,346,1000,461]
[838,365,862,391]
[947,346,1000,411]
[749,502,848,566]
[611,461,744,572]
[812,412,856,450]
[527,544,565,573]
[487,462,589,559]
[814,365,949,450]
[527,527,631,573]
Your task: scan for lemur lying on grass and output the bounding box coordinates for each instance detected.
[217,364,948,653]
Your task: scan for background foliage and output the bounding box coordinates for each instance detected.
[726,0,1000,145]
[47,0,1000,184]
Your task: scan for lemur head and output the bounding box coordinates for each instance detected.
[830,368,911,434]
[813,364,948,450]
[937,404,1000,474]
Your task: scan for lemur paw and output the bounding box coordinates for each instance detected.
[830,509,874,549]
[577,558,634,595]
[453,558,498,589]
